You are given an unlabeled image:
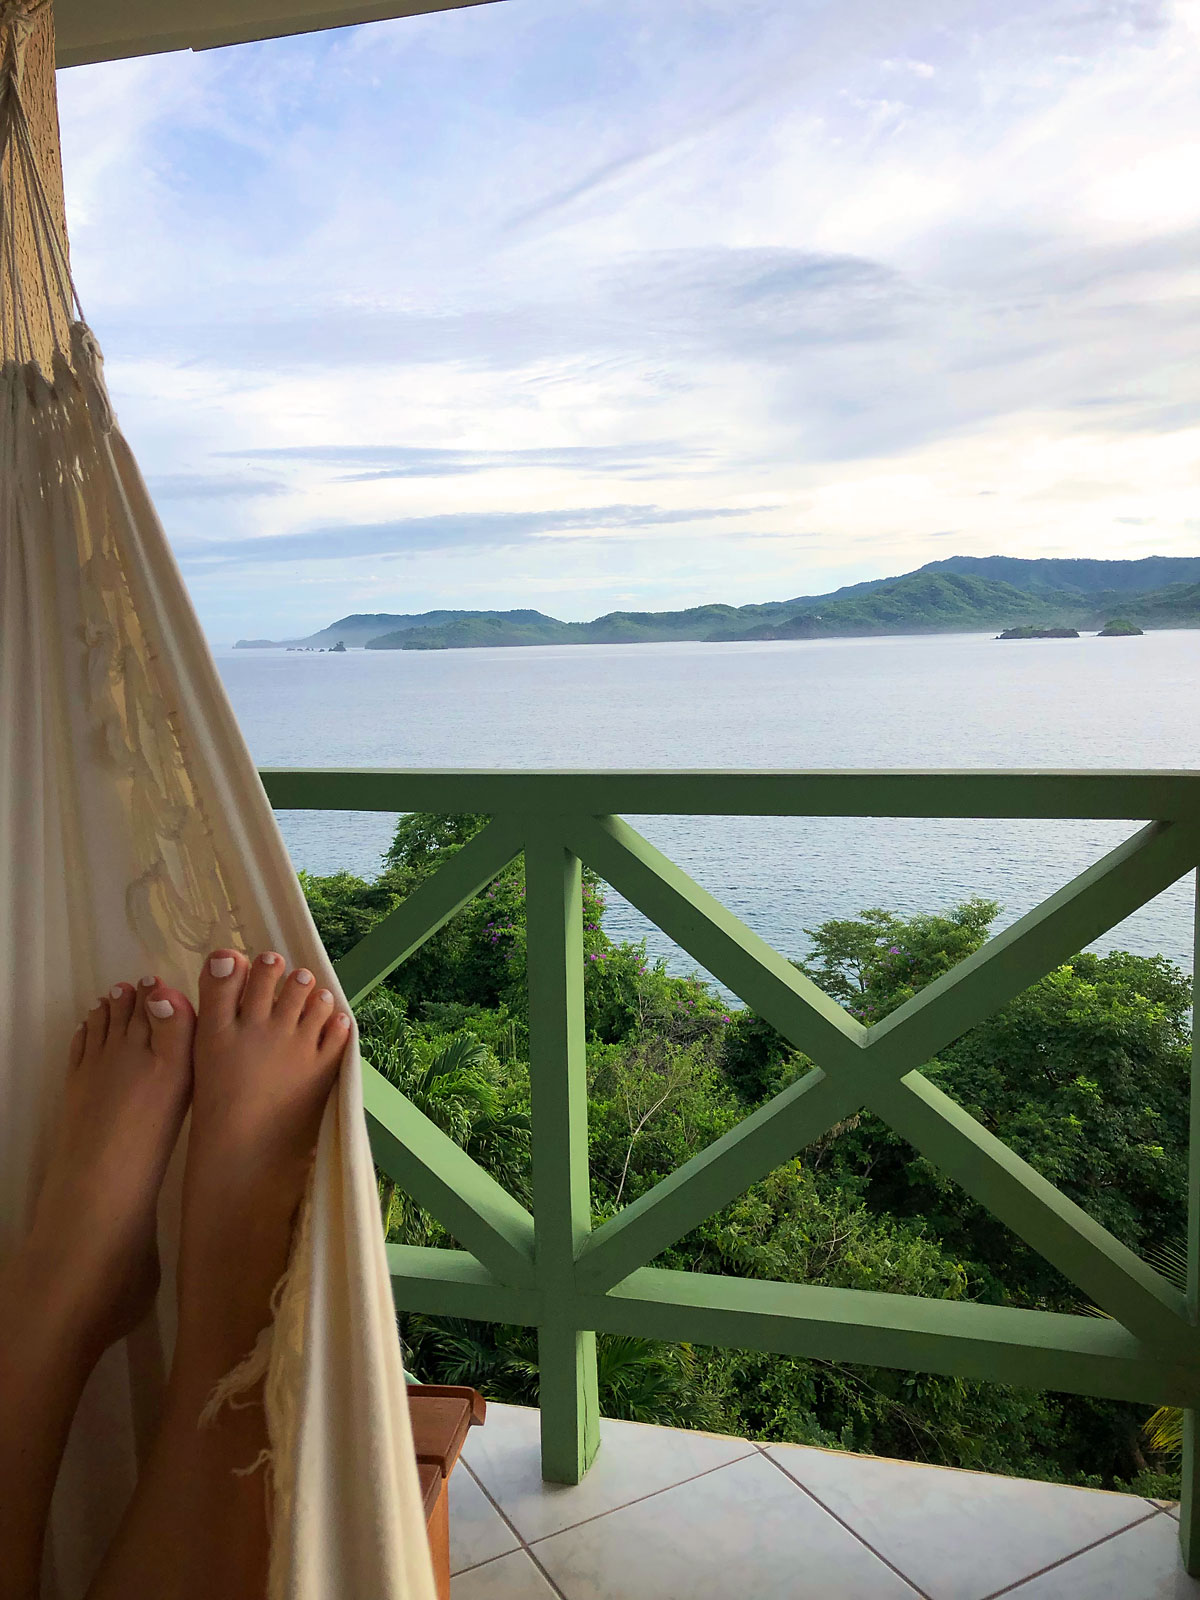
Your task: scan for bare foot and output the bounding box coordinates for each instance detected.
[83,959,348,1600]
[174,951,350,1383]
[20,978,194,1356]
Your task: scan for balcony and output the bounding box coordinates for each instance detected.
[259,767,1200,1585]
[448,1401,1186,1598]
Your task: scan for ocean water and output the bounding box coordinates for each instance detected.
[216,629,1200,976]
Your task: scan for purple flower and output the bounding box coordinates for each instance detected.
[888,946,901,955]
[722,1015,732,1024]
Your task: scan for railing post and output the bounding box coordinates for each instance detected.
[1182,872,1200,1575]
[524,828,600,1484]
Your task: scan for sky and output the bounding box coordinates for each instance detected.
[56,0,1200,645]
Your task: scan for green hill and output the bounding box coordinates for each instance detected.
[579,604,749,644]
[367,572,1083,649]
[250,554,1200,652]
[1115,580,1200,629]
[372,612,570,650]
[714,572,1077,642]
[235,608,554,649]
[915,554,1200,597]
[764,554,1200,613]
[369,603,760,650]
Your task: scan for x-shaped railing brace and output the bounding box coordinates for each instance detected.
[568,815,1198,1357]
[340,809,1200,1359]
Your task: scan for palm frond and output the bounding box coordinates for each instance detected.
[1145,1240,1188,1292]
[1145,1405,1185,1458]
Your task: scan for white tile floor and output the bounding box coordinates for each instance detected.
[450,1403,1199,1600]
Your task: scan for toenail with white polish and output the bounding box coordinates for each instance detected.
[209,956,235,978]
[147,999,174,1019]
[334,1012,352,1028]
[260,952,281,966]
[140,975,156,988]
[317,989,333,1004]
[110,985,125,999]
[295,969,314,986]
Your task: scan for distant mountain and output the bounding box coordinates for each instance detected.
[372,611,570,650]
[580,604,769,644]
[1117,580,1200,627]
[714,571,1076,641]
[240,554,1200,653]
[371,572,1086,649]
[372,603,794,650]
[235,609,554,649]
[912,554,1200,597]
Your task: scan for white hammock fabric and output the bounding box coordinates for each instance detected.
[0,8,435,1596]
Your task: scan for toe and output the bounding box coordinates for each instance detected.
[84,997,109,1056]
[198,948,249,1033]
[299,984,337,1037]
[318,1009,354,1072]
[275,966,317,1025]
[242,951,285,1021]
[128,977,157,1048]
[107,981,137,1035]
[145,984,196,1069]
[68,1019,86,1072]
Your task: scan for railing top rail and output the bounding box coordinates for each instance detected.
[259,768,1200,822]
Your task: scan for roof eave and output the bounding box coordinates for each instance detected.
[55,0,500,69]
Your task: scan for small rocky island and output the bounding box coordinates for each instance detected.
[996,626,1080,640]
[1097,618,1143,637]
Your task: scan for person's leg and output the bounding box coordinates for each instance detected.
[88,950,350,1600]
[0,980,195,1600]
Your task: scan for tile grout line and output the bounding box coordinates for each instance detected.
[455,1460,572,1599]
[462,1442,760,1543]
[455,1444,759,1572]
[757,1444,1178,1600]
[456,1443,1167,1597]
[522,1448,762,1548]
[756,1443,934,1599]
[978,1508,1168,1599]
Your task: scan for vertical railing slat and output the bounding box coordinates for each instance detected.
[1181,871,1200,1574]
[525,827,600,1483]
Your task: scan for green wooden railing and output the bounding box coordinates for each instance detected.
[261,769,1200,1570]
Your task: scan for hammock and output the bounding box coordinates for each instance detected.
[0,5,435,1595]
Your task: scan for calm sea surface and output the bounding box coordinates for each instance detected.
[215,630,1200,978]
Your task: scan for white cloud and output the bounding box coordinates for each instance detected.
[53,0,1200,643]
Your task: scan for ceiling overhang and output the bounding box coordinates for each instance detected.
[54,0,501,69]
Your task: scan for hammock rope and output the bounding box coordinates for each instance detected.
[0,0,78,359]
[1,9,244,953]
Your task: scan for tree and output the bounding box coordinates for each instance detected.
[359,988,531,1245]
[802,897,999,1020]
